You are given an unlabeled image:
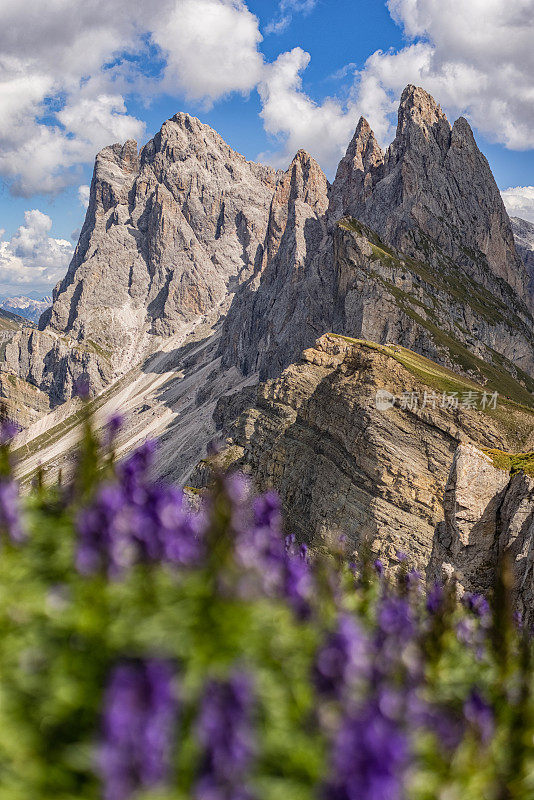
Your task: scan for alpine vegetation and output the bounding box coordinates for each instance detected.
[0,414,533,799]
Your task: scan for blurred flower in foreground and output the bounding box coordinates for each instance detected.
[196,671,255,800]
[100,659,177,800]
[0,479,24,543]
[464,689,494,745]
[76,440,204,574]
[314,614,370,700]
[325,697,407,800]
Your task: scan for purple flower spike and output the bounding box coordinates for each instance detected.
[464,689,494,745]
[462,593,490,618]
[314,615,369,699]
[283,547,312,620]
[0,479,24,543]
[76,440,205,575]
[426,583,444,614]
[100,659,177,800]
[378,597,414,640]
[0,419,21,445]
[325,698,408,800]
[196,672,255,800]
[105,413,124,446]
[373,559,384,577]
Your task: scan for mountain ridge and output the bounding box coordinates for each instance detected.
[1,85,533,579]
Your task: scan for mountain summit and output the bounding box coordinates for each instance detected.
[330,85,527,296]
[2,86,533,475]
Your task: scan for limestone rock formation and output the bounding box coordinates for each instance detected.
[333,86,528,298]
[428,442,534,622]
[4,113,278,404]
[220,85,534,385]
[512,216,534,305]
[195,335,534,569]
[220,149,332,378]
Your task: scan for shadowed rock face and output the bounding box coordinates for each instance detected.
[220,85,534,384]
[429,442,534,624]
[219,148,333,379]
[3,113,279,404]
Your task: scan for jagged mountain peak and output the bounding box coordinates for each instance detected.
[329,116,384,221]
[397,84,448,131]
[328,85,528,297]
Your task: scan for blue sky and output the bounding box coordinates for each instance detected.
[0,0,533,296]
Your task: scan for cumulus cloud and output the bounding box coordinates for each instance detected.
[258,49,358,171]
[152,0,264,105]
[360,0,534,150]
[256,0,534,172]
[501,187,534,224]
[0,0,533,200]
[0,210,74,294]
[0,0,264,196]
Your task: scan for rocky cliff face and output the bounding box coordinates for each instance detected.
[3,85,534,595]
[429,443,534,623]
[512,216,534,305]
[195,335,534,570]
[220,86,534,386]
[3,113,278,405]
[220,149,333,378]
[333,86,528,298]
[3,86,533,413]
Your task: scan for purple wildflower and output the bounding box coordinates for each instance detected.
[105,413,124,446]
[405,569,422,592]
[314,615,369,699]
[0,419,21,445]
[462,592,490,618]
[373,559,384,577]
[0,479,24,543]
[378,597,414,640]
[325,697,408,800]
[196,672,255,800]
[409,695,464,752]
[76,441,204,575]
[100,659,177,800]
[283,539,312,619]
[426,583,444,614]
[464,689,494,745]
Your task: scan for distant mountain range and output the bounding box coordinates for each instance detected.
[0,295,51,323]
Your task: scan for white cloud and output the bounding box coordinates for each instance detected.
[0,210,74,293]
[360,0,534,150]
[152,0,264,105]
[0,0,532,201]
[78,185,91,208]
[258,48,359,171]
[265,0,318,34]
[0,0,269,195]
[501,186,534,224]
[257,0,534,172]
